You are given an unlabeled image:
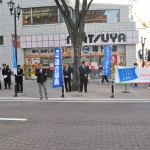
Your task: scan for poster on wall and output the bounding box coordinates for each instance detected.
[112,55,117,64]
[91,62,98,70]
[32,58,40,64]
[115,66,150,83]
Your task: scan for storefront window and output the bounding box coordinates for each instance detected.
[32,7,58,24]
[23,8,31,25]
[23,6,58,25]
[86,9,120,23]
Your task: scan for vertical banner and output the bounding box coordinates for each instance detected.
[11,40,17,75]
[52,47,63,88]
[102,46,112,76]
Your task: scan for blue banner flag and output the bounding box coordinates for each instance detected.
[102,46,112,76]
[52,47,63,88]
[11,40,17,74]
[117,67,138,82]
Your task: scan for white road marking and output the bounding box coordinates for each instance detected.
[0,118,27,121]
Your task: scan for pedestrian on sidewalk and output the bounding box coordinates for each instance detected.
[79,61,88,93]
[130,62,138,88]
[99,64,109,84]
[63,63,71,92]
[2,63,9,89]
[6,65,11,89]
[35,63,48,100]
[15,65,24,93]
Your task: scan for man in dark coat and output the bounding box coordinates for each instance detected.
[15,65,24,93]
[6,65,11,89]
[79,61,88,93]
[2,64,9,89]
[35,63,48,100]
[63,63,71,92]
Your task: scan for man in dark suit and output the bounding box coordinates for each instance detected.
[6,65,11,89]
[15,65,24,93]
[35,63,48,100]
[2,64,9,89]
[79,61,88,93]
[63,63,71,92]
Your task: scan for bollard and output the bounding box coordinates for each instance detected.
[111,76,115,98]
[14,76,17,97]
[61,81,64,97]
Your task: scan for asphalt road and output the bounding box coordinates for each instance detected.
[0,102,150,150]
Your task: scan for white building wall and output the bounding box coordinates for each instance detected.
[0,0,138,69]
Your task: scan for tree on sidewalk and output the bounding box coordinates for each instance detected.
[55,0,93,91]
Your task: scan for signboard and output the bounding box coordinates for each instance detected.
[115,66,150,83]
[112,55,117,64]
[52,47,63,88]
[102,46,112,76]
[11,34,20,48]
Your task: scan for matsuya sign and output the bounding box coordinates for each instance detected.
[20,31,138,48]
[67,33,126,45]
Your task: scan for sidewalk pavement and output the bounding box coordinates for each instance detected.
[0,79,149,101]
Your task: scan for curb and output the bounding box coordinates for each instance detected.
[0,97,150,102]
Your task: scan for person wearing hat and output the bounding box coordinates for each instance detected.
[15,65,24,93]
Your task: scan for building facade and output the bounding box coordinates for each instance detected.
[0,0,138,77]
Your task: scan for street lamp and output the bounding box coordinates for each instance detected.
[141,37,146,67]
[7,0,21,97]
[7,0,21,63]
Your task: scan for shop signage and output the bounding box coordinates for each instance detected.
[115,66,150,83]
[82,46,90,53]
[67,33,126,44]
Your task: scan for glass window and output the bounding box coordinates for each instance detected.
[49,7,58,23]
[23,8,31,25]
[86,9,120,23]
[104,9,120,22]
[33,6,58,24]
[0,36,3,45]
[0,0,2,3]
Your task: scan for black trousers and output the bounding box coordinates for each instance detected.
[101,76,109,83]
[17,80,23,92]
[7,77,11,88]
[64,78,71,91]
[80,79,87,92]
[4,78,10,89]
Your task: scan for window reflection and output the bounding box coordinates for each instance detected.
[86,9,120,23]
[23,6,58,25]
[23,8,31,25]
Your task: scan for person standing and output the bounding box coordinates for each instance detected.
[79,61,88,93]
[6,65,11,89]
[99,64,109,84]
[16,65,24,93]
[2,64,9,89]
[35,63,48,100]
[63,63,71,92]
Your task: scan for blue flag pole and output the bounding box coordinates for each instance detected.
[11,39,18,97]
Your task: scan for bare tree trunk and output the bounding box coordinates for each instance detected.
[72,39,81,91]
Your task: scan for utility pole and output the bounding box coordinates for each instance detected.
[141,37,146,67]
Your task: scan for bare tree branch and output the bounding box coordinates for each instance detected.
[55,0,74,38]
[87,0,93,10]
[61,0,75,29]
[75,0,80,30]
